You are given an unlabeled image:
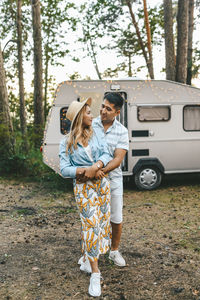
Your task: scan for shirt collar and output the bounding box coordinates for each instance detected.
[95,115,117,132]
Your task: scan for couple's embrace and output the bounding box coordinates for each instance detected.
[59,93,129,297]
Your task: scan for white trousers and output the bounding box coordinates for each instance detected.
[110,177,123,224]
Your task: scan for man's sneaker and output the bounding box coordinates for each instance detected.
[88,272,101,297]
[80,258,92,273]
[109,250,126,267]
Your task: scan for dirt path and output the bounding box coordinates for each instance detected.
[0,177,200,299]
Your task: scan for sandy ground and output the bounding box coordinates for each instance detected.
[0,175,200,300]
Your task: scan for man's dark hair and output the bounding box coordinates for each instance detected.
[104,92,124,110]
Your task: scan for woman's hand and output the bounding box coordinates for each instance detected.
[76,166,96,182]
[76,161,103,182]
[84,165,97,180]
[76,168,87,183]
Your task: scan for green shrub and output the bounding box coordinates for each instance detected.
[0,141,72,192]
[0,127,72,192]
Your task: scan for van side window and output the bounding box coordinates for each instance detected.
[138,106,170,122]
[60,107,71,135]
[183,105,200,131]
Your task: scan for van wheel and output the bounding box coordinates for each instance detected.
[134,166,162,190]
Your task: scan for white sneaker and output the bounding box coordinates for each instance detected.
[109,250,126,267]
[88,272,101,297]
[80,257,92,273]
[78,256,84,265]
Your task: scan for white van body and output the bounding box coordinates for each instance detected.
[42,79,200,190]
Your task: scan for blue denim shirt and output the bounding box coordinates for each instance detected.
[59,129,112,178]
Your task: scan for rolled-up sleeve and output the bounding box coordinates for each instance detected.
[116,129,129,151]
[59,138,77,178]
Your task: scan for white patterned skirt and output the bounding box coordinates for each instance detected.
[74,177,111,262]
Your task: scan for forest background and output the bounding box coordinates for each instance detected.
[0,0,200,183]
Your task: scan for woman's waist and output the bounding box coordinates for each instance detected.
[74,175,109,185]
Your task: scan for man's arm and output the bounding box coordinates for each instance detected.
[102,148,127,174]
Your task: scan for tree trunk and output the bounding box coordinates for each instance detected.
[186,0,194,85]
[163,0,176,81]
[128,53,132,77]
[0,42,14,156]
[31,0,44,146]
[89,38,102,79]
[82,25,102,80]
[44,43,49,121]
[143,0,154,79]
[176,0,188,83]
[126,0,154,79]
[17,0,28,151]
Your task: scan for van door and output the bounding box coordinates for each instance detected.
[104,91,128,172]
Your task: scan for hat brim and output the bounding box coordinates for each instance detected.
[70,97,92,130]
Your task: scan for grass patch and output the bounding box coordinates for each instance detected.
[1,168,73,193]
[15,207,36,216]
[57,207,77,214]
[176,238,200,252]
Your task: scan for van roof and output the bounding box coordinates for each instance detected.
[53,79,200,106]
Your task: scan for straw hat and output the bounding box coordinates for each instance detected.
[66,98,92,129]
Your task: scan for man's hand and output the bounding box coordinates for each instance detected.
[95,169,105,179]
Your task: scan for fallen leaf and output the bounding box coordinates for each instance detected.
[192,290,199,296]
[32,267,40,271]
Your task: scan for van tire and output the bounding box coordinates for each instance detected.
[134,166,162,190]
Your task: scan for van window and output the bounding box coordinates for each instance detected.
[138,106,170,122]
[183,105,200,131]
[60,107,71,135]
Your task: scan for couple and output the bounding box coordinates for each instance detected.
[59,93,129,297]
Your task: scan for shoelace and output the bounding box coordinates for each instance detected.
[112,250,122,258]
[91,273,103,282]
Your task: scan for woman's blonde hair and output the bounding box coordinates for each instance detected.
[66,104,93,153]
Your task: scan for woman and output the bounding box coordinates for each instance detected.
[59,98,111,297]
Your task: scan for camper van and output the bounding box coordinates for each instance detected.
[42,79,200,190]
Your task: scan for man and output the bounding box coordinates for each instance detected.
[92,92,129,266]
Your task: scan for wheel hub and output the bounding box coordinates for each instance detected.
[140,169,157,187]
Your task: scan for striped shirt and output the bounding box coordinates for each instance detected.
[92,116,129,179]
